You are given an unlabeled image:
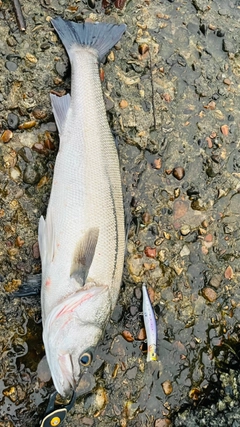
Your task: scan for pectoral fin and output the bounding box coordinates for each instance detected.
[38,212,56,269]
[70,227,99,285]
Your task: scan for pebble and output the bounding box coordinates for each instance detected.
[119,99,128,109]
[209,274,222,289]
[137,328,146,340]
[126,366,138,380]
[180,245,190,257]
[8,112,19,130]
[19,120,37,130]
[55,61,68,77]
[10,167,21,181]
[142,212,151,224]
[18,146,34,163]
[189,388,201,400]
[162,380,173,395]
[32,242,40,259]
[155,419,172,427]
[95,386,107,411]
[130,305,138,316]
[1,129,13,143]
[32,106,47,120]
[5,61,18,71]
[23,165,40,185]
[138,43,149,55]
[172,166,185,180]
[111,305,123,322]
[144,246,156,258]
[220,124,229,136]
[202,287,217,302]
[134,287,142,300]
[81,417,94,426]
[152,158,162,169]
[225,265,233,280]
[25,52,38,64]
[122,330,134,342]
[180,224,191,236]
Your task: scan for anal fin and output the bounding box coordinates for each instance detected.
[50,93,71,135]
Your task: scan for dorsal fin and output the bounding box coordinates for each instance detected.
[70,227,99,286]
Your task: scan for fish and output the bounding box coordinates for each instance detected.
[142,284,157,362]
[38,17,126,397]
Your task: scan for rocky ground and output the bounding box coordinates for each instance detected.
[1,0,240,426]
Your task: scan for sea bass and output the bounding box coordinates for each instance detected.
[38,17,126,397]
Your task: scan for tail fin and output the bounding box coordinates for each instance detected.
[51,17,126,62]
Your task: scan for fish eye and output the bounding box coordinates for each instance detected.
[79,351,92,366]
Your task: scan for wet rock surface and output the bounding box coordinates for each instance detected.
[1,0,240,426]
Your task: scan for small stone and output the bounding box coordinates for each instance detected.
[25,52,38,63]
[32,143,47,154]
[15,236,24,247]
[155,419,172,427]
[8,113,19,130]
[32,242,40,259]
[126,366,138,380]
[152,158,162,169]
[119,99,128,109]
[201,246,209,255]
[189,388,201,400]
[55,61,68,77]
[180,245,190,257]
[225,265,233,280]
[137,328,146,340]
[81,417,94,426]
[1,129,13,143]
[202,287,217,302]
[162,380,173,395]
[174,188,180,198]
[99,67,105,82]
[220,125,229,136]
[5,61,18,71]
[95,386,107,411]
[122,330,134,342]
[180,225,191,236]
[210,274,222,289]
[204,234,213,242]
[163,93,171,102]
[23,165,40,185]
[223,78,231,85]
[134,287,142,300]
[32,106,47,120]
[130,305,138,316]
[144,246,156,258]
[18,120,37,130]
[18,146,34,163]
[204,100,216,110]
[172,166,185,180]
[108,51,115,62]
[206,137,213,148]
[142,212,151,224]
[138,43,149,55]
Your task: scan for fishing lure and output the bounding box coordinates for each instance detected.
[142,284,157,362]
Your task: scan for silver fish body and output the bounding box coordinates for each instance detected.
[38,18,126,396]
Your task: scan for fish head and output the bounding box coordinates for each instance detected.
[43,283,111,396]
